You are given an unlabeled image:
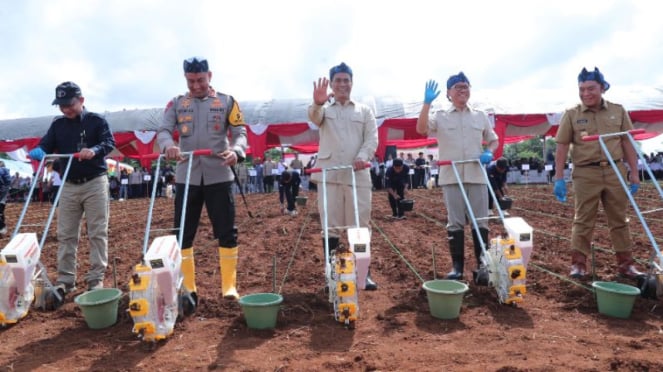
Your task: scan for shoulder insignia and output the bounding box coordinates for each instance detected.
[228,100,246,127]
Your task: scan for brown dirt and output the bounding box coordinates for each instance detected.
[1,183,662,372]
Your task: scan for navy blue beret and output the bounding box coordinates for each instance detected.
[183,57,209,73]
[578,67,610,91]
[329,62,353,80]
[446,72,470,89]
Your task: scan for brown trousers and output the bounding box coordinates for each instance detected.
[570,163,631,257]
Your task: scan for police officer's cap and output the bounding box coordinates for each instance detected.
[183,57,209,73]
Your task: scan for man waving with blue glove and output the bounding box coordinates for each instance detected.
[554,67,643,281]
[416,72,499,282]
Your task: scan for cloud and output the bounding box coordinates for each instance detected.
[1,0,662,120]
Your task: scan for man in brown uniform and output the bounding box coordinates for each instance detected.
[554,67,643,280]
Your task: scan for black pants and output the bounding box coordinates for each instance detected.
[0,202,6,229]
[488,186,503,209]
[263,176,274,193]
[388,186,405,217]
[175,181,237,248]
[279,182,300,211]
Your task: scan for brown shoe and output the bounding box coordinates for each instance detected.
[615,252,644,279]
[570,263,587,279]
[570,251,587,279]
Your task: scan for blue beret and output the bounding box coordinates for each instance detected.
[578,67,610,91]
[183,57,209,73]
[446,72,470,89]
[329,62,353,80]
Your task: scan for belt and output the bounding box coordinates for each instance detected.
[66,173,105,185]
[577,159,621,167]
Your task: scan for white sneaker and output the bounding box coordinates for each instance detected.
[0,227,7,235]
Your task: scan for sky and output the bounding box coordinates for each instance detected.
[1,0,663,148]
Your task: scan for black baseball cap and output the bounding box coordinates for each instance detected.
[52,81,82,106]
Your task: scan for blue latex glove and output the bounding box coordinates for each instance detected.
[29,147,45,161]
[424,80,440,104]
[630,183,639,195]
[479,150,493,165]
[553,179,567,202]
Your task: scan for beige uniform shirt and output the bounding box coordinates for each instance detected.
[555,100,633,165]
[427,106,498,185]
[308,99,378,187]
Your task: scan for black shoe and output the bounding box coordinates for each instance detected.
[180,291,198,316]
[44,285,68,311]
[445,271,463,280]
[365,276,378,291]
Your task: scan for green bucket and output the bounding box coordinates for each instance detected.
[422,280,469,320]
[592,281,640,319]
[74,288,122,329]
[295,196,308,206]
[238,293,283,329]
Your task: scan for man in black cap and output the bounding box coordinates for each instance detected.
[157,57,247,310]
[385,158,410,219]
[29,81,115,309]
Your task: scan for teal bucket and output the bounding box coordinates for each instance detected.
[74,288,122,329]
[238,293,283,329]
[422,280,469,320]
[592,281,640,319]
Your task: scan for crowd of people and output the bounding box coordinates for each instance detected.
[3,59,645,317]
[3,164,176,204]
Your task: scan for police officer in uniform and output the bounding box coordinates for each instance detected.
[554,67,643,280]
[158,57,247,312]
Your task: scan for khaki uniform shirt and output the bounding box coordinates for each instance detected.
[157,89,247,186]
[263,160,276,177]
[308,100,378,187]
[427,106,498,185]
[555,100,633,165]
[290,158,304,170]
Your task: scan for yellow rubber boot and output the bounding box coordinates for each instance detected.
[181,247,197,294]
[219,247,239,300]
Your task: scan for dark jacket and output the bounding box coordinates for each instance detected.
[38,108,115,180]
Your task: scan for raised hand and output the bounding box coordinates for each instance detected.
[313,78,332,105]
[424,80,440,104]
